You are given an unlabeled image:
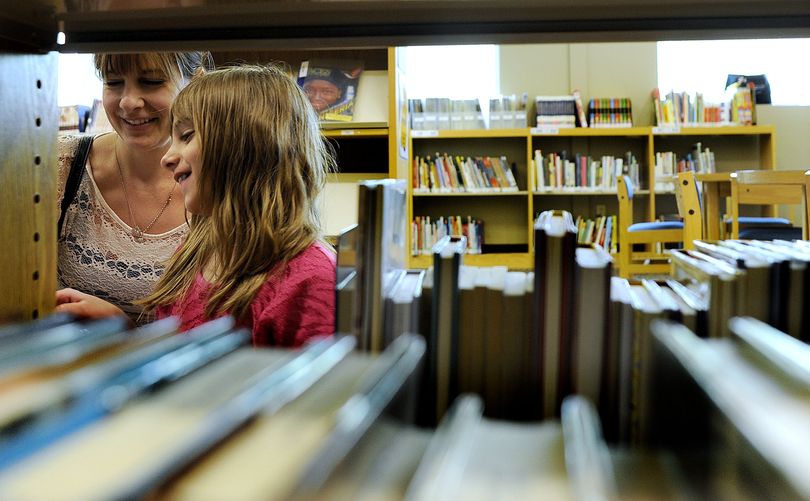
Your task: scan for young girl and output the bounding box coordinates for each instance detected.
[57,65,337,347]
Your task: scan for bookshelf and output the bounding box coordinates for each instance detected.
[406,125,776,270]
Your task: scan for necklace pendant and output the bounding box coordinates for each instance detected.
[131,227,144,240]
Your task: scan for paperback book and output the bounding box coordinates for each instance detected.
[298,59,364,122]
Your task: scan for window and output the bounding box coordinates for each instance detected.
[657,39,810,106]
[401,44,499,100]
[58,53,101,107]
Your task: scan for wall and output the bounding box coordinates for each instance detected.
[499,41,810,167]
[499,42,658,127]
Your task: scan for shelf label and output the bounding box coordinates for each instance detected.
[530,126,560,135]
[412,130,439,137]
[340,130,356,136]
[652,125,681,134]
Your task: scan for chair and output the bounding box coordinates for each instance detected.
[729,170,809,240]
[616,175,683,278]
[673,170,702,250]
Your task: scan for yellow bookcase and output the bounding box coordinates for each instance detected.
[406,124,776,270]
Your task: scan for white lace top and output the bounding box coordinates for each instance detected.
[57,135,187,325]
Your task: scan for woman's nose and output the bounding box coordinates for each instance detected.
[119,87,144,112]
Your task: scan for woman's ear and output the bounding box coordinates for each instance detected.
[192,66,207,79]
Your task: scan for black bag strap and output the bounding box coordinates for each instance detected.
[58,135,94,237]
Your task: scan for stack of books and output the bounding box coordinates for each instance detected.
[534,95,577,129]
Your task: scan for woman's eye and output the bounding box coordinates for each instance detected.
[140,79,166,86]
[180,130,194,142]
[104,80,123,87]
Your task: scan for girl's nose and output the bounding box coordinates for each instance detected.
[161,145,179,172]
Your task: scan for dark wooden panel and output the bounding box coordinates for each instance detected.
[0,53,58,322]
[50,0,810,52]
[212,49,388,72]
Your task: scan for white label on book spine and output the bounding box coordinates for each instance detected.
[530,126,560,135]
[653,125,681,134]
[340,130,355,135]
[412,130,439,137]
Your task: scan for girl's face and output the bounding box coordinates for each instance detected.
[162,119,206,215]
[102,68,178,151]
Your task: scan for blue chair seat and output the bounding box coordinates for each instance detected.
[738,226,803,240]
[723,216,791,226]
[628,221,684,232]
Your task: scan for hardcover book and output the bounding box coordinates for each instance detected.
[298,59,364,122]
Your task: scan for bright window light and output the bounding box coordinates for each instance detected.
[58,53,101,107]
[402,45,499,99]
[657,39,810,106]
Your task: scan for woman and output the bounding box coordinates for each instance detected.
[57,52,212,325]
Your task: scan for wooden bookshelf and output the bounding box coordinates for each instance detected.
[406,125,776,270]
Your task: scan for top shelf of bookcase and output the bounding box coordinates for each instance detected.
[322,126,388,138]
[410,125,773,140]
[651,125,775,136]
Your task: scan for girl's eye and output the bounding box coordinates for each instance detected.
[104,80,123,87]
[179,130,194,142]
[140,78,166,86]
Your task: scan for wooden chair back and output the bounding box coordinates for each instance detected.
[674,170,703,249]
[730,170,810,239]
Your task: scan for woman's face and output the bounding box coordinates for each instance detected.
[162,119,206,215]
[102,67,179,151]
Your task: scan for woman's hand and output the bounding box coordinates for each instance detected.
[55,288,128,322]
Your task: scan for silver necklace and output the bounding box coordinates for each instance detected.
[114,138,175,242]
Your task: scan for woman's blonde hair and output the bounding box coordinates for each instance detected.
[94,52,214,89]
[140,64,334,320]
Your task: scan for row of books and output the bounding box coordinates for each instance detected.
[411,215,484,256]
[652,86,756,127]
[0,307,634,501]
[653,142,716,191]
[729,80,757,125]
[669,239,810,341]
[408,98,486,131]
[412,154,520,193]
[586,97,633,128]
[409,95,534,131]
[489,93,530,129]
[574,214,617,254]
[650,316,810,499]
[0,314,424,499]
[532,149,642,192]
[5,298,805,499]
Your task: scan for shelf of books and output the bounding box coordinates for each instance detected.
[408,129,532,267]
[405,125,776,270]
[650,124,776,220]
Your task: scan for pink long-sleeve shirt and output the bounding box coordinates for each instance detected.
[157,242,336,347]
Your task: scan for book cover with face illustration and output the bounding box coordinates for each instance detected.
[298,59,364,122]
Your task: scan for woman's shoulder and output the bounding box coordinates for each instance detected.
[57,135,85,201]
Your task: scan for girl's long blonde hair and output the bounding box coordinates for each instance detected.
[140,64,334,320]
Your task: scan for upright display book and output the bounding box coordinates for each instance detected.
[298,59,364,122]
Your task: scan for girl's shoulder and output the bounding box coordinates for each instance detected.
[287,241,337,275]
